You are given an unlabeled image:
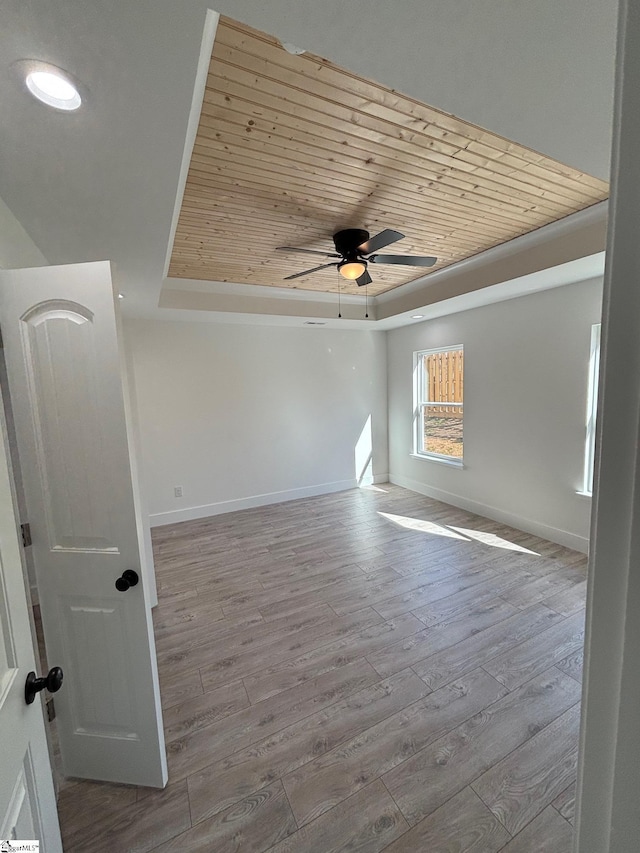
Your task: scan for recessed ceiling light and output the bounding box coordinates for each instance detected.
[281,42,306,55]
[118,293,125,299]
[411,314,424,320]
[23,63,82,111]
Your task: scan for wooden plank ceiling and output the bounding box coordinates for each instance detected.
[168,16,609,297]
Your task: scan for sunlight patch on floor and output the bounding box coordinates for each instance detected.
[448,527,539,555]
[378,512,469,540]
[378,512,540,554]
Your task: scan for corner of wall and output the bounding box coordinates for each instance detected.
[0,195,48,269]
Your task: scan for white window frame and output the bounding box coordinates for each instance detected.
[582,323,601,496]
[413,344,464,465]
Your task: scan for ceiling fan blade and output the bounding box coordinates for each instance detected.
[356,269,372,287]
[283,262,338,280]
[358,229,405,255]
[369,254,437,267]
[276,246,339,258]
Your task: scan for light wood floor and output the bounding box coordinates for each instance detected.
[57,484,586,852]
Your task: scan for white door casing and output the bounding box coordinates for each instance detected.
[0,377,61,850]
[0,261,167,787]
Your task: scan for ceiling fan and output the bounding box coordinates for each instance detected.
[276,229,437,287]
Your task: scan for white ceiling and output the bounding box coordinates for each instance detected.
[0,1,617,328]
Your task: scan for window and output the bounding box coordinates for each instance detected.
[582,324,601,495]
[414,346,464,462]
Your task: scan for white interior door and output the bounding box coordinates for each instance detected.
[0,380,61,851]
[0,261,167,788]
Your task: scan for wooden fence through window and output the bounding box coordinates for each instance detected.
[424,349,464,416]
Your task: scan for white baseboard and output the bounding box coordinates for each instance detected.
[149,479,359,527]
[372,473,390,485]
[390,473,589,554]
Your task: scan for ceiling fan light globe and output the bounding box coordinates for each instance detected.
[338,260,367,280]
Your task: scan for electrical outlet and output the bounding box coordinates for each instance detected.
[174,486,183,498]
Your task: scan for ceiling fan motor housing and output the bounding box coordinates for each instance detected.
[333,229,370,256]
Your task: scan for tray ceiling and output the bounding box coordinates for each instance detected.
[168,16,609,298]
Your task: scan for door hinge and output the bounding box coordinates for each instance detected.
[46,698,56,722]
[21,522,32,548]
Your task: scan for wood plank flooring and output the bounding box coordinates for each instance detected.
[56,484,586,851]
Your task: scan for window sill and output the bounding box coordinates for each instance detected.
[575,489,593,499]
[410,453,464,469]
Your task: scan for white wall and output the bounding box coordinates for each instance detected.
[387,278,603,552]
[125,319,388,525]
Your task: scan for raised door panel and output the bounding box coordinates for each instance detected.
[61,598,139,738]
[20,300,118,553]
[1,759,39,843]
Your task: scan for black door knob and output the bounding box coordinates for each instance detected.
[25,666,63,705]
[115,569,139,592]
